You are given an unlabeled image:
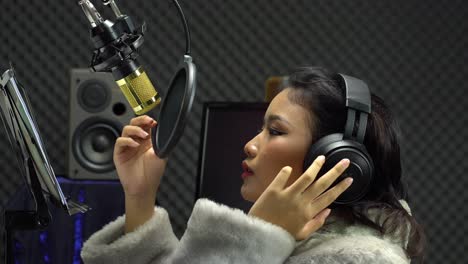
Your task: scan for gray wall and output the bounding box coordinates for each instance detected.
[1,0,467,262]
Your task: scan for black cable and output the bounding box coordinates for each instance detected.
[171,0,191,55]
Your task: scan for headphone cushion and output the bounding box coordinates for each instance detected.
[304,133,374,204]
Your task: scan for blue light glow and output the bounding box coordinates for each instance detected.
[73,188,86,264]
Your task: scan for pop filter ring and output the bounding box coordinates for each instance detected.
[152,55,196,158]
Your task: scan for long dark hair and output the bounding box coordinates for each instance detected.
[285,66,425,261]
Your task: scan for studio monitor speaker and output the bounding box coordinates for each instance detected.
[67,69,135,180]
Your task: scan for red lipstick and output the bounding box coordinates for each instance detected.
[241,161,254,179]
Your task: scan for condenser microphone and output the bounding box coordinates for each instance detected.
[79,0,197,158]
[79,0,160,115]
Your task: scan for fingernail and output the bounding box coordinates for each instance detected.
[340,159,350,168]
[141,131,149,137]
[324,208,331,217]
[345,177,353,185]
[316,155,325,163]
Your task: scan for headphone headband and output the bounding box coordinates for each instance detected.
[337,74,371,143]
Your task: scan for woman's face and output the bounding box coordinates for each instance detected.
[241,88,313,202]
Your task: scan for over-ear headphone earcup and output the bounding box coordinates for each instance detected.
[303,133,374,204]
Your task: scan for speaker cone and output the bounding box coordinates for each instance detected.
[72,118,121,173]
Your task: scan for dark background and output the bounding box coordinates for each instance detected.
[1,0,466,263]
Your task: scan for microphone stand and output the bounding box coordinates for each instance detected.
[1,67,89,264]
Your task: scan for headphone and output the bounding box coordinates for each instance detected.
[302,73,374,204]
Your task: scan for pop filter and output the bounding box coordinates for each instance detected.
[151,0,196,158]
[152,55,196,158]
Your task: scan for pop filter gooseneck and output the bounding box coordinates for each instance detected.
[152,0,196,158]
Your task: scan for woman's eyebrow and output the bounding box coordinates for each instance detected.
[264,114,293,127]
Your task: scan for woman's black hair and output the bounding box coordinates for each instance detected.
[285,66,426,261]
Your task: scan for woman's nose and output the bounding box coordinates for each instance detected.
[244,138,258,158]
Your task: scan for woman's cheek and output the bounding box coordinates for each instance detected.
[275,144,307,180]
[262,145,292,177]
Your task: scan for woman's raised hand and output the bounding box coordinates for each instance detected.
[114,115,166,200]
[248,156,353,240]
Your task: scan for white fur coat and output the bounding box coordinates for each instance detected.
[81,199,410,264]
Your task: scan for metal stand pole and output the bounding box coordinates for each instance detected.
[4,159,51,264]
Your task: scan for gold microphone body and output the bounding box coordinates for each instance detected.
[116,66,161,115]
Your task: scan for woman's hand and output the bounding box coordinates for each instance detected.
[248,156,353,240]
[113,115,167,233]
[114,115,166,198]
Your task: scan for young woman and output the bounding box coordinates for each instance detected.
[81,67,425,263]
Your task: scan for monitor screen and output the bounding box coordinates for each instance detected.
[196,102,268,212]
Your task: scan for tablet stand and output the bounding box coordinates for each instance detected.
[1,67,89,263]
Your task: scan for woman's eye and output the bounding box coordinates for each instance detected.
[268,128,284,136]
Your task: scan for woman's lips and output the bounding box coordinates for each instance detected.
[241,161,254,179]
[241,171,254,179]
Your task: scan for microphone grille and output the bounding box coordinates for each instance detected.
[129,71,156,99]
[117,68,161,115]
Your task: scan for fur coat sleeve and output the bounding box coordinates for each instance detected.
[80,206,179,264]
[80,198,296,264]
